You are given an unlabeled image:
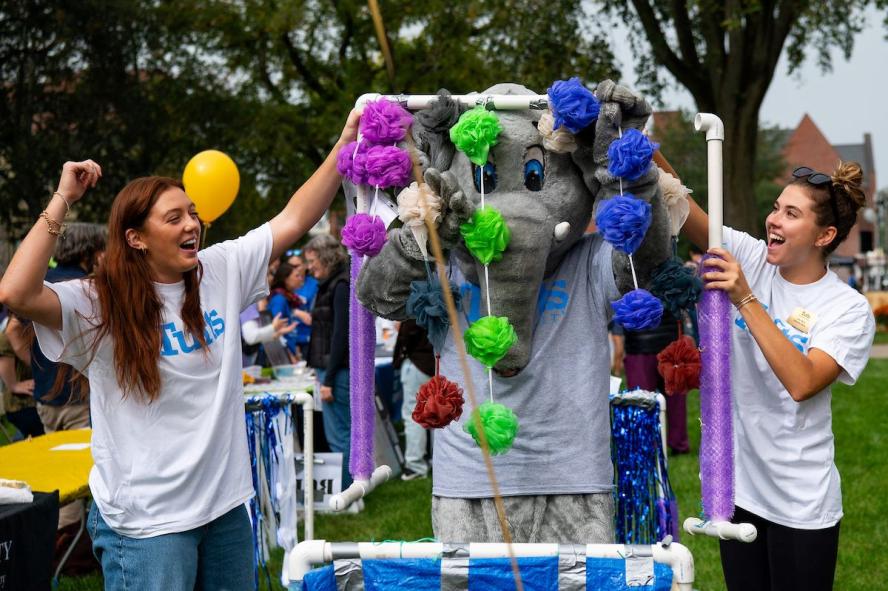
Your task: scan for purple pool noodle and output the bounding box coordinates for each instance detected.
[349,251,376,481]
[698,258,734,521]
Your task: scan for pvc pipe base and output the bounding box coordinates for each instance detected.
[683,517,757,542]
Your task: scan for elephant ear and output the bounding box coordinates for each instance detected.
[412,90,465,172]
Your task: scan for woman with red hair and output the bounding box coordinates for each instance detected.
[0,110,359,589]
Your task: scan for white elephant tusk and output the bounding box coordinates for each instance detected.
[554,221,571,241]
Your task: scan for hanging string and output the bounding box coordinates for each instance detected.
[480,170,495,403]
[401,131,524,591]
[629,253,640,290]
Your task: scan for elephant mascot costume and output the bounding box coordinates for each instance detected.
[356,80,673,543]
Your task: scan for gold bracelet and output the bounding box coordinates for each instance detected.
[39,211,65,236]
[52,191,71,216]
[735,293,757,310]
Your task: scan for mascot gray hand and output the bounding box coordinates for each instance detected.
[424,168,475,253]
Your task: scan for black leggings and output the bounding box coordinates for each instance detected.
[720,505,840,591]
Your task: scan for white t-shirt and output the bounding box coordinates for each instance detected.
[724,227,875,529]
[36,223,273,538]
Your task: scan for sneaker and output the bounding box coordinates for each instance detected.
[400,468,428,481]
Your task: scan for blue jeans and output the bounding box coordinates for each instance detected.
[88,503,253,591]
[399,359,431,475]
[316,368,352,490]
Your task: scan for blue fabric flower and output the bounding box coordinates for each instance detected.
[547,77,600,134]
[607,128,659,182]
[406,279,462,353]
[595,194,652,254]
[649,257,703,316]
[612,289,664,331]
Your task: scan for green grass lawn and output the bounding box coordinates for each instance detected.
[51,359,888,590]
[873,331,888,345]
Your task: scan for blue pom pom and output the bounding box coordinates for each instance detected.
[595,194,652,254]
[406,279,462,352]
[612,289,664,331]
[607,128,659,182]
[547,78,600,134]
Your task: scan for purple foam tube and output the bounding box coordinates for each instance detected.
[698,259,734,521]
[349,251,376,481]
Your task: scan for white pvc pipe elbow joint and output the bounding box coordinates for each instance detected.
[694,113,725,141]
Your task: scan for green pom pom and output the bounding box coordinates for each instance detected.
[460,207,511,265]
[464,402,519,455]
[464,315,517,367]
[449,107,503,166]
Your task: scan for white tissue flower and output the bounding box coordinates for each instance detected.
[657,168,692,236]
[537,111,578,154]
[396,182,443,259]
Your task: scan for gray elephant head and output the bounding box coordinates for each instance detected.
[356,80,668,376]
[415,84,594,373]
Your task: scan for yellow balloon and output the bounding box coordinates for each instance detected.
[182,150,240,223]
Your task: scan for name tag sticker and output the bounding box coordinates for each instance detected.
[787,307,817,334]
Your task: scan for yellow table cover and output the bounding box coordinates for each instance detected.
[0,429,92,504]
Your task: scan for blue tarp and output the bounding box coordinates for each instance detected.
[299,556,674,590]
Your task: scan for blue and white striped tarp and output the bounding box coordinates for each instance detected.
[296,554,674,590]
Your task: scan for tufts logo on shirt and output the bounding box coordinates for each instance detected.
[160,309,225,356]
[458,279,571,325]
[735,304,808,353]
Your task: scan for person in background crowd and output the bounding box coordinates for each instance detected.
[268,262,311,359]
[623,310,689,454]
[287,249,318,360]
[240,297,296,367]
[0,310,41,438]
[304,234,352,491]
[0,109,359,588]
[392,319,434,481]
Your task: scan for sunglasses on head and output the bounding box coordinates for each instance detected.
[792,166,838,223]
[285,249,302,257]
[792,166,831,185]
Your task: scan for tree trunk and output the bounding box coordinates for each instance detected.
[712,99,762,238]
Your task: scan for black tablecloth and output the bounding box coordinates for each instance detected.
[0,491,59,591]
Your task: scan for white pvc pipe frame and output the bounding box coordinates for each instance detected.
[356,93,550,110]
[685,113,757,544]
[287,540,695,590]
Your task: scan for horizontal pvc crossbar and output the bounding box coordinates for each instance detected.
[288,540,695,589]
[356,93,550,110]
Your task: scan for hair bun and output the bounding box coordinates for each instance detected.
[831,161,866,209]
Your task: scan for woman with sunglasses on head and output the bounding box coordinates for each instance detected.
[679,161,875,591]
[0,110,360,590]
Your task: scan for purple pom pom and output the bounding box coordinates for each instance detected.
[595,194,652,254]
[341,213,386,257]
[547,77,600,134]
[360,99,413,144]
[365,145,412,188]
[337,141,369,185]
[612,289,664,331]
[607,128,659,182]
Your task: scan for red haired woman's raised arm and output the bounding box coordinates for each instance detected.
[268,109,362,261]
[0,160,102,330]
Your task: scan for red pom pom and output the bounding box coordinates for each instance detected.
[413,375,465,429]
[656,335,701,396]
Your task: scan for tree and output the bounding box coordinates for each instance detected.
[596,0,874,236]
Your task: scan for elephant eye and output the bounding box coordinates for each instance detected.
[473,162,497,193]
[524,160,544,191]
[523,145,545,191]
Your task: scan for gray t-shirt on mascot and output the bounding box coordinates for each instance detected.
[433,232,620,498]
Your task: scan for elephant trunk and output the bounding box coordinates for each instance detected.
[469,197,553,375]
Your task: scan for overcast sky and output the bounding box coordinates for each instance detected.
[607,7,887,191]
